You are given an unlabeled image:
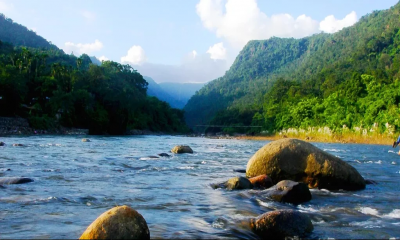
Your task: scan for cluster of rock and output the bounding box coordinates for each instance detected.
[1,137,367,239]
[246,138,366,190]
[0,117,89,135]
[211,138,366,238]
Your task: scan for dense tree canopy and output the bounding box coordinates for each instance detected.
[0,41,189,134]
[185,2,400,135]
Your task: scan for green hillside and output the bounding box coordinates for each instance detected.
[0,14,58,50]
[184,2,400,134]
[0,15,189,135]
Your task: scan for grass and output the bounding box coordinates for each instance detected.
[236,131,396,145]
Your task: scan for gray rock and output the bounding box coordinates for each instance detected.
[158,153,171,157]
[251,210,313,239]
[226,176,252,190]
[265,180,312,204]
[0,177,34,185]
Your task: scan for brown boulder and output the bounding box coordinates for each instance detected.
[246,138,365,190]
[171,145,193,154]
[226,176,252,190]
[250,210,313,239]
[249,174,273,189]
[80,205,150,240]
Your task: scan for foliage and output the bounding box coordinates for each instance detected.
[0,21,189,134]
[185,2,400,135]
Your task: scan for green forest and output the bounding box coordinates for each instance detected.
[184,2,400,135]
[0,14,189,135]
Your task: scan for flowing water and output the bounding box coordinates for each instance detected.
[0,135,399,239]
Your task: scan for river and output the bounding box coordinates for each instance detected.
[0,135,399,239]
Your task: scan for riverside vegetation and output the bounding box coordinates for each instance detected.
[185,2,400,142]
[0,14,189,135]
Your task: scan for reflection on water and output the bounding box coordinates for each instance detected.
[0,135,399,239]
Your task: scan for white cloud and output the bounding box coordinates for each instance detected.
[319,11,357,33]
[63,39,103,55]
[81,10,96,22]
[121,45,147,65]
[0,0,13,13]
[192,50,198,58]
[132,50,228,83]
[207,42,227,60]
[98,56,109,62]
[196,0,358,49]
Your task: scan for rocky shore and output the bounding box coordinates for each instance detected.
[0,117,88,135]
[0,117,169,136]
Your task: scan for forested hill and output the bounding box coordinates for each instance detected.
[0,14,58,50]
[0,16,189,135]
[184,1,400,134]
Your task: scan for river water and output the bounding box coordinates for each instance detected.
[0,135,399,239]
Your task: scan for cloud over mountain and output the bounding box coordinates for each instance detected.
[196,0,358,49]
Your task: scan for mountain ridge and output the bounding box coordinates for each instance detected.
[184,1,400,132]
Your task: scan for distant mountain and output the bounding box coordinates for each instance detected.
[144,77,186,109]
[90,56,102,66]
[0,13,58,50]
[158,82,205,106]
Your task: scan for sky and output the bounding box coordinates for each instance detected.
[0,0,398,83]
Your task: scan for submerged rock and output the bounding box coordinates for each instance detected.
[12,143,24,147]
[246,138,366,190]
[365,179,378,185]
[171,145,193,154]
[0,142,5,146]
[80,205,150,240]
[147,156,159,159]
[158,153,171,157]
[250,210,313,239]
[249,174,273,189]
[0,177,34,185]
[266,180,311,204]
[226,176,252,190]
[233,169,246,173]
[82,138,91,142]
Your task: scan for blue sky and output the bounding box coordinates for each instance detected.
[0,0,398,83]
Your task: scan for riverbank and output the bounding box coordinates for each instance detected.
[235,133,394,145]
[0,117,173,136]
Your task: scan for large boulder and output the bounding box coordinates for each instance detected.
[249,175,273,189]
[246,138,365,190]
[250,210,313,239]
[226,176,252,190]
[171,145,193,154]
[0,177,34,185]
[80,205,150,240]
[265,180,311,204]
